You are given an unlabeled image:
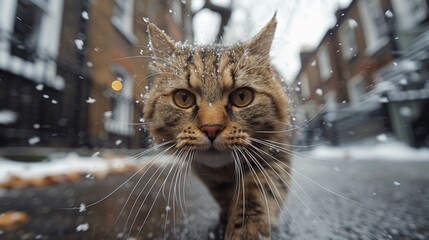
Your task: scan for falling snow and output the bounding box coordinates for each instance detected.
[35,84,44,91]
[385,10,394,18]
[115,139,122,146]
[400,106,412,117]
[86,97,96,104]
[79,203,86,212]
[0,110,17,124]
[28,136,41,145]
[74,39,84,50]
[348,18,358,28]
[76,223,89,232]
[315,88,323,96]
[376,134,388,142]
[81,11,89,20]
[104,111,113,118]
[393,181,401,186]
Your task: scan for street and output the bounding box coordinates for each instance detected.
[1,156,428,240]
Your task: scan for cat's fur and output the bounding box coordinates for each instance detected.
[144,16,290,240]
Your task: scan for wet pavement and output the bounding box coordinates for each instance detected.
[1,157,428,240]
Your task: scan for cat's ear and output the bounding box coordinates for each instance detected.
[147,23,178,58]
[246,13,277,57]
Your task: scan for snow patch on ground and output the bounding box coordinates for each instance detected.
[0,152,109,184]
[305,140,429,162]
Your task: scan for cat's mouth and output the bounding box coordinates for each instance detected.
[194,146,232,167]
[205,147,223,155]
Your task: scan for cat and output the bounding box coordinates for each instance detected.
[144,15,291,240]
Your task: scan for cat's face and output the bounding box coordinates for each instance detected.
[144,16,288,161]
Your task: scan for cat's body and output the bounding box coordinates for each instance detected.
[144,16,291,239]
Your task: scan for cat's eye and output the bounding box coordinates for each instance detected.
[229,88,254,107]
[173,89,196,108]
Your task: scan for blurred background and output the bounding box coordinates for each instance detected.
[0,0,428,152]
[0,0,429,239]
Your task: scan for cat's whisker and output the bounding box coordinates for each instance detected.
[248,143,381,239]
[256,104,327,134]
[245,146,334,233]
[163,149,188,236]
[231,149,243,210]
[232,148,247,228]
[117,140,174,165]
[251,137,341,163]
[260,137,332,149]
[234,37,274,73]
[248,140,366,209]
[121,147,181,238]
[242,147,294,226]
[167,147,191,232]
[163,151,181,232]
[177,149,194,218]
[112,54,184,76]
[60,142,174,214]
[132,148,189,238]
[236,147,273,237]
[108,145,176,236]
[248,143,311,204]
[136,71,182,91]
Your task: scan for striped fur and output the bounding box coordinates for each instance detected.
[144,15,291,240]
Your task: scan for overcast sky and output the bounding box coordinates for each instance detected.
[192,0,352,81]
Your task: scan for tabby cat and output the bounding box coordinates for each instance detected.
[144,15,291,240]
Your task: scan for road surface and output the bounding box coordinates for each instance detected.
[1,157,428,239]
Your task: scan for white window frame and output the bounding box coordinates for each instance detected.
[317,45,332,81]
[0,0,65,90]
[391,0,428,30]
[300,73,310,99]
[111,0,137,44]
[104,65,134,136]
[170,0,182,26]
[339,19,358,60]
[347,74,366,107]
[359,0,389,55]
[324,91,337,112]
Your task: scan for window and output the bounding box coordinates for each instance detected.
[300,73,310,99]
[111,0,137,44]
[0,0,64,90]
[317,45,332,81]
[391,0,428,30]
[339,19,358,60]
[325,91,337,112]
[10,0,45,62]
[347,75,366,106]
[104,66,134,136]
[170,0,182,26]
[359,0,389,55]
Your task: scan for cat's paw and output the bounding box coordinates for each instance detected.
[224,217,271,240]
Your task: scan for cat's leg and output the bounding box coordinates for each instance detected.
[225,163,289,240]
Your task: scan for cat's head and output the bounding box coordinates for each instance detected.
[144,16,288,159]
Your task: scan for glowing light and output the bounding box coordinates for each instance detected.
[111,80,123,91]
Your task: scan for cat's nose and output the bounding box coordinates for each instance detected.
[200,124,225,142]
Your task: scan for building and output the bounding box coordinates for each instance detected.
[84,0,193,148]
[293,0,429,146]
[0,0,193,149]
[0,0,90,148]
